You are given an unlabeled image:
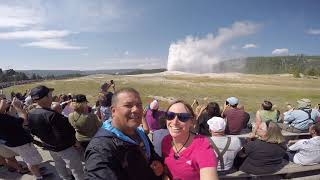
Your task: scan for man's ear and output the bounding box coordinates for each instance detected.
[111,106,116,114]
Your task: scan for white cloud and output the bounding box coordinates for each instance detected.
[124,51,129,55]
[0,4,43,28]
[0,1,137,50]
[306,28,320,35]
[0,30,72,40]
[272,48,288,55]
[242,43,257,49]
[21,39,86,50]
[167,21,260,73]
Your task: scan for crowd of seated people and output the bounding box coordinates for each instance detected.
[1,83,320,179]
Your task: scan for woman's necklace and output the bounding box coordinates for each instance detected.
[172,133,191,160]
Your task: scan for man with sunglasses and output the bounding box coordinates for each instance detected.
[85,87,164,180]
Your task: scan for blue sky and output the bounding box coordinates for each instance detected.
[0,0,319,70]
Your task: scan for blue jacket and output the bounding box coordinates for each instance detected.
[84,120,162,180]
[284,108,320,130]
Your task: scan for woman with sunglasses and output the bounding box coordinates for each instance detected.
[162,100,219,180]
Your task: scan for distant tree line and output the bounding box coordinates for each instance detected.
[0,69,31,82]
[244,55,320,77]
[216,55,320,78]
[120,68,167,75]
[0,68,85,84]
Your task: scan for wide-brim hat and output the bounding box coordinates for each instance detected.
[297,98,311,108]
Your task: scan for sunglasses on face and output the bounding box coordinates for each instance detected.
[166,111,192,122]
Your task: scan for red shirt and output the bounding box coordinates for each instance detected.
[223,108,247,134]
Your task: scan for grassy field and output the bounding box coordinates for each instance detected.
[3,72,320,114]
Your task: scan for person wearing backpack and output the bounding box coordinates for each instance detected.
[207,117,241,174]
[282,98,320,133]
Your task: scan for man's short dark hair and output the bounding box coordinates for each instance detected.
[111,88,140,106]
[262,100,273,111]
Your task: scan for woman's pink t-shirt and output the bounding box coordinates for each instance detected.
[162,134,217,180]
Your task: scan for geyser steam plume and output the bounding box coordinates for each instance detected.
[167,21,259,73]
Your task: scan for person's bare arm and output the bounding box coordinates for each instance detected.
[221,102,229,117]
[12,97,28,120]
[200,167,219,180]
[251,111,262,136]
[0,99,7,114]
[191,99,199,109]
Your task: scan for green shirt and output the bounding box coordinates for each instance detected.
[68,112,102,142]
[259,110,278,122]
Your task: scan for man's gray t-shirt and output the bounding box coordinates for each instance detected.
[210,136,242,171]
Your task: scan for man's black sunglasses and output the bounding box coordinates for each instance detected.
[166,111,192,122]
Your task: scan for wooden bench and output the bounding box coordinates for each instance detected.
[231,130,310,139]
[219,162,320,179]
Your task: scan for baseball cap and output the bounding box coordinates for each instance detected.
[74,94,88,103]
[30,85,54,100]
[207,117,226,132]
[226,97,239,106]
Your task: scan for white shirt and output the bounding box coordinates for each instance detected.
[152,129,169,157]
[210,136,242,171]
[289,136,320,165]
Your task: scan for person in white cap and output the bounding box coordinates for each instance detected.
[221,97,249,134]
[207,117,241,173]
[282,98,320,133]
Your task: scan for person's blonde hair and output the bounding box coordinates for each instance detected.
[265,121,285,144]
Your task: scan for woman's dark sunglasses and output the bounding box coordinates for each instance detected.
[166,111,192,122]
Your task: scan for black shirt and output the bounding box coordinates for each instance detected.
[0,114,33,147]
[240,139,287,175]
[28,108,76,151]
[85,128,162,180]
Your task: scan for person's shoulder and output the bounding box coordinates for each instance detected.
[30,107,55,116]
[224,108,234,114]
[87,135,117,153]
[193,134,211,145]
[163,134,172,140]
[87,112,99,119]
[230,136,241,142]
[68,111,77,118]
[162,134,172,144]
